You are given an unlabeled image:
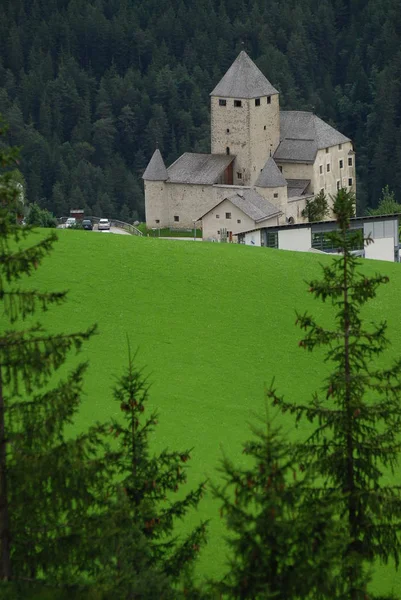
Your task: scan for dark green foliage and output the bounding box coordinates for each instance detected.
[99,349,208,597]
[0,0,400,217]
[26,201,57,227]
[301,189,330,222]
[268,189,401,598]
[0,120,112,590]
[367,186,401,216]
[212,413,346,599]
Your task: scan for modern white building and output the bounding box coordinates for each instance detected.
[236,214,400,262]
[143,51,355,239]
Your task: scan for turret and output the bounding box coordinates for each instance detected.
[143,149,169,228]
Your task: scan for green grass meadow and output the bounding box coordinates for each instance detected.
[8,229,401,594]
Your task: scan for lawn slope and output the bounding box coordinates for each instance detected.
[12,230,401,593]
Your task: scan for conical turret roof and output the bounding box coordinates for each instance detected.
[255,157,287,188]
[142,149,168,181]
[210,51,278,99]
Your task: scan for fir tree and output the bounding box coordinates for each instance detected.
[212,411,345,599]
[101,348,208,597]
[301,189,330,222]
[268,189,401,599]
[0,118,110,590]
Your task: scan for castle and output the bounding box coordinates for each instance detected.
[143,51,355,241]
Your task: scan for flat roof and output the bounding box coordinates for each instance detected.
[236,213,401,236]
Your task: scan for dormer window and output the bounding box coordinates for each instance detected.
[219,99,226,106]
[267,96,271,104]
[255,98,260,106]
[234,100,242,107]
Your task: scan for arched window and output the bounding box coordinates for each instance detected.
[226,147,230,155]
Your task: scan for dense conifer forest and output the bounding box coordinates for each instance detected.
[0,0,400,220]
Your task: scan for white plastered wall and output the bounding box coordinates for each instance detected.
[364,237,395,262]
[278,227,312,251]
[276,162,313,182]
[244,230,262,246]
[313,142,355,202]
[202,198,258,241]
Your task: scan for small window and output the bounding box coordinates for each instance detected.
[319,165,323,174]
[174,215,179,222]
[217,230,220,234]
[327,163,330,172]
[237,219,241,224]
[348,178,353,186]
[255,98,260,106]
[237,172,242,179]
[267,96,271,104]
[273,193,278,198]
[264,125,266,130]
[339,159,343,169]
[155,219,160,224]
[234,100,242,107]
[226,128,230,133]
[219,99,226,106]
[278,166,283,172]
[325,148,329,154]
[336,180,340,190]
[225,212,231,219]
[339,144,342,150]
[226,147,230,155]
[215,214,220,219]
[348,157,353,166]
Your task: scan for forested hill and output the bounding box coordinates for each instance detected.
[0,0,400,220]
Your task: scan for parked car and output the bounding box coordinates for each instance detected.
[98,218,111,231]
[65,217,76,228]
[82,219,93,230]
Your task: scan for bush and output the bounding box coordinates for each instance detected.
[26,203,57,228]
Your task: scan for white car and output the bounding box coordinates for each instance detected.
[65,217,76,228]
[98,218,111,231]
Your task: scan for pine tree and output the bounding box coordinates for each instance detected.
[0,119,110,590]
[301,189,330,222]
[268,189,401,599]
[212,411,346,599]
[101,348,208,596]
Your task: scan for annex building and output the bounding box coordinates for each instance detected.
[143,51,355,241]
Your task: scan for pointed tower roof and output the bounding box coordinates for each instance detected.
[210,51,278,99]
[142,149,168,181]
[255,157,287,188]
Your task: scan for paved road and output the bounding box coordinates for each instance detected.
[58,225,130,235]
[95,226,131,235]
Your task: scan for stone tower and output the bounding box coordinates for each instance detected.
[142,148,168,227]
[210,51,280,187]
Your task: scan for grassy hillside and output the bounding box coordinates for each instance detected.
[10,230,401,594]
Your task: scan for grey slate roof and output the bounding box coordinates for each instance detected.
[142,149,168,181]
[201,188,281,222]
[273,111,351,163]
[286,179,311,198]
[255,157,287,188]
[167,153,234,185]
[210,51,278,99]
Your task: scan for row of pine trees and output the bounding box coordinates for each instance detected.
[0,0,401,220]
[2,119,401,598]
